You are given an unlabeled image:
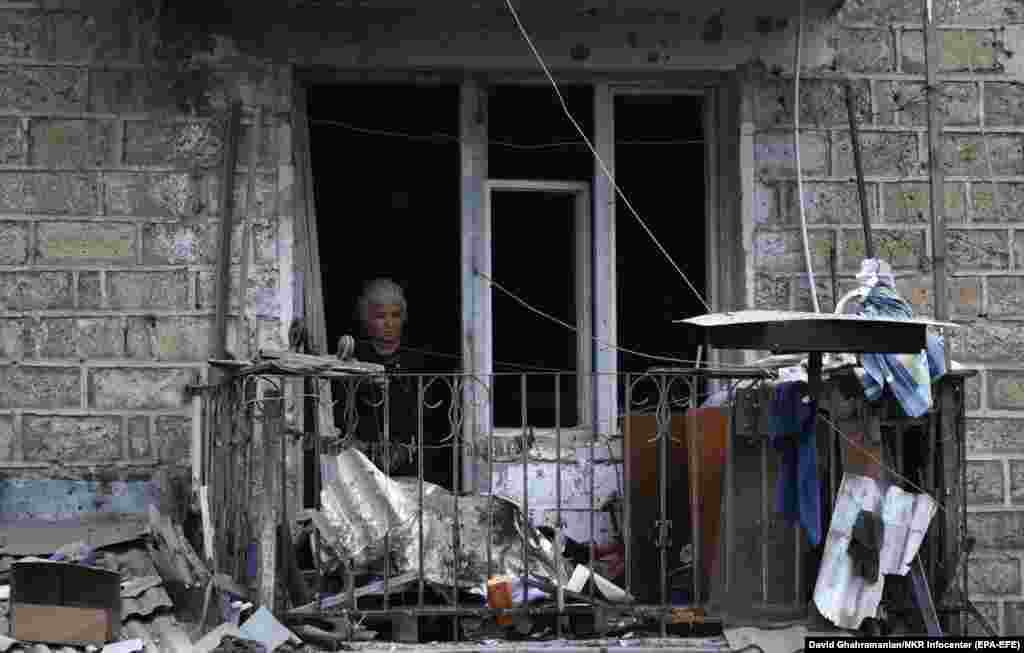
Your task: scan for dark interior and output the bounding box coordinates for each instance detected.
[614,93,708,375]
[487,84,594,427]
[308,83,462,370]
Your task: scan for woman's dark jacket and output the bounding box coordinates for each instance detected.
[334,341,456,490]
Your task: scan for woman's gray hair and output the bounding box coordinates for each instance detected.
[357,278,407,326]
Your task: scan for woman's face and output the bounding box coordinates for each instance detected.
[366,302,403,355]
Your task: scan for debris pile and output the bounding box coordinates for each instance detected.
[281,448,657,642]
[0,508,300,653]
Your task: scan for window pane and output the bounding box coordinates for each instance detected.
[491,190,578,428]
[487,85,594,182]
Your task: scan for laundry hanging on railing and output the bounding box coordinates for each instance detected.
[813,474,937,630]
[858,285,946,418]
[767,380,821,547]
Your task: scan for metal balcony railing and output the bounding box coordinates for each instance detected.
[193,365,972,637]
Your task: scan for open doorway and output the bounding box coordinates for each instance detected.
[307,83,461,364]
[489,182,591,429]
[614,93,707,373]
[486,85,594,429]
[613,92,709,605]
[306,83,461,497]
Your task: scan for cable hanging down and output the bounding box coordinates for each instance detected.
[793,0,820,314]
[503,0,712,315]
[311,118,705,149]
[478,269,754,370]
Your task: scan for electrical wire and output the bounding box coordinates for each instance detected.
[351,337,575,374]
[793,0,821,314]
[818,411,951,515]
[311,118,704,149]
[503,0,712,314]
[478,269,756,370]
[350,337,720,373]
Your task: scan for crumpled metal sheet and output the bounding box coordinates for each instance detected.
[813,474,937,630]
[318,449,564,589]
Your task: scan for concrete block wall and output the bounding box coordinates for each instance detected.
[0,2,292,516]
[750,0,1024,634]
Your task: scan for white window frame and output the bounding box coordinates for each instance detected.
[458,80,722,491]
[482,179,594,432]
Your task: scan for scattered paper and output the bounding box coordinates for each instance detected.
[881,485,937,576]
[564,564,632,603]
[239,606,299,652]
[100,640,143,653]
[566,564,589,593]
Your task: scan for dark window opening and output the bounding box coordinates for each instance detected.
[615,94,709,606]
[487,84,594,182]
[491,190,579,429]
[307,83,461,500]
[614,94,707,375]
[486,85,594,428]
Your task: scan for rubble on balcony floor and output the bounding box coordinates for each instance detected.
[0,509,246,653]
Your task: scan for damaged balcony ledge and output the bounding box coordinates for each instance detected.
[326,637,734,653]
[483,429,623,464]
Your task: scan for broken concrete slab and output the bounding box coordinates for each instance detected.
[0,515,149,557]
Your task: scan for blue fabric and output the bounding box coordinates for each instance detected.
[768,380,821,547]
[859,286,945,418]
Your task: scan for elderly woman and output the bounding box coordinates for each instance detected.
[340,279,454,489]
[355,278,414,365]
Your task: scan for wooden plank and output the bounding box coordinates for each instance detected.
[844,80,874,260]
[575,187,593,428]
[460,77,489,493]
[624,414,690,605]
[922,0,952,370]
[593,82,617,438]
[238,104,266,348]
[212,102,243,366]
[0,514,148,556]
[291,80,327,355]
[259,382,278,611]
[290,81,336,524]
[294,66,729,88]
[939,378,963,635]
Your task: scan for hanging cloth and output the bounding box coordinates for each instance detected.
[859,286,946,418]
[767,380,821,547]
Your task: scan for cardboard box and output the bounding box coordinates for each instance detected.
[10,560,121,645]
